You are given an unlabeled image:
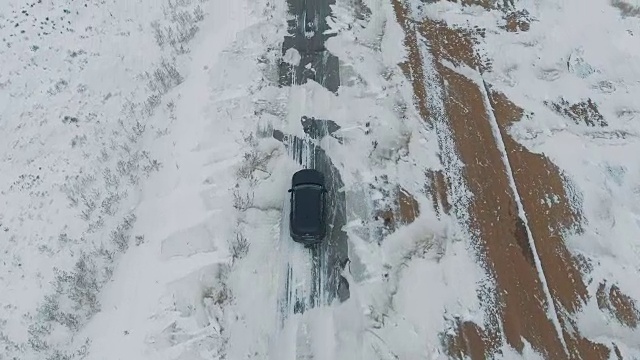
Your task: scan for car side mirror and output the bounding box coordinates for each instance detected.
[287,188,293,193]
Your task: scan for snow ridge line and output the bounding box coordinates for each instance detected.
[478,77,570,356]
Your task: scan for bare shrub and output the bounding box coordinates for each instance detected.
[132,119,146,138]
[101,192,122,216]
[146,59,184,95]
[47,79,69,96]
[116,152,141,184]
[46,349,73,360]
[153,0,206,54]
[145,93,162,114]
[229,231,249,262]
[87,215,105,233]
[96,243,115,264]
[79,188,100,221]
[151,20,166,47]
[52,253,101,322]
[236,149,271,179]
[232,187,254,211]
[172,10,198,46]
[135,235,145,246]
[193,5,204,21]
[141,150,163,175]
[111,213,137,253]
[58,233,74,245]
[62,174,96,208]
[38,295,61,324]
[203,282,232,306]
[167,100,177,121]
[27,322,51,352]
[103,168,120,190]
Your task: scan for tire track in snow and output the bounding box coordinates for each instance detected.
[270,0,348,356]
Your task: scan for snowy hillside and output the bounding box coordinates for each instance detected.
[1,0,639,359]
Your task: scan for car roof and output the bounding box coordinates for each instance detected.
[291,169,324,187]
[291,186,323,234]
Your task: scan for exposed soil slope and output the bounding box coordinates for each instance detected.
[390,0,639,358]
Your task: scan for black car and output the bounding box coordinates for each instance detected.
[288,169,327,245]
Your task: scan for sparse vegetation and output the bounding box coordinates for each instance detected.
[2,0,211,358]
[232,187,255,211]
[226,133,274,264]
[229,230,250,262]
[151,0,206,54]
[545,97,608,127]
[29,212,139,356]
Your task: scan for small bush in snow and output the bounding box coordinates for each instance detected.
[236,149,271,180]
[87,215,105,233]
[145,93,163,114]
[110,213,137,252]
[203,279,233,306]
[47,79,69,96]
[232,187,254,211]
[150,20,166,47]
[79,188,100,221]
[0,330,21,355]
[58,233,73,245]
[28,322,51,352]
[53,252,101,319]
[46,349,74,360]
[135,235,146,246]
[102,168,120,190]
[62,174,96,208]
[146,59,184,95]
[70,134,88,147]
[229,231,249,262]
[152,0,206,54]
[96,243,116,264]
[141,150,163,175]
[101,192,122,216]
[116,152,141,185]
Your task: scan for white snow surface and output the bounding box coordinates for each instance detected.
[3,0,638,359]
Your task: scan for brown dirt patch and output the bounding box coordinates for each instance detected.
[440,63,570,358]
[545,97,608,127]
[489,90,590,313]
[444,320,497,359]
[398,187,420,223]
[611,0,640,17]
[418,19,490,72]
[597,281,640,328]
[502,9,531,32]
[425,169,451,217]
[374,186,420,230]
[392,0,431,123]
[487,89,611,359]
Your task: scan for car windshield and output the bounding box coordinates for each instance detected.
[292,184,323,233]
